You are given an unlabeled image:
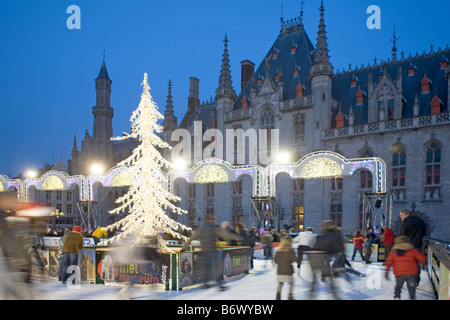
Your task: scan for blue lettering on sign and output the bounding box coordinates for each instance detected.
[84,238,95,246]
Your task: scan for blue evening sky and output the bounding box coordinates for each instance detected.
[0,0,448,177]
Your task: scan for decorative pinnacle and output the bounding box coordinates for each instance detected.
[391,26,399,61]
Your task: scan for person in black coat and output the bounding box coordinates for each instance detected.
[398,209,427,252]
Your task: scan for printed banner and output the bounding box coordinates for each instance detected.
[222,247,251,277]
[95,249,170,285]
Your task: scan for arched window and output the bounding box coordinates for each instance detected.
[260,107,275,127]
[391,145,406,188]
[425,142,441,186]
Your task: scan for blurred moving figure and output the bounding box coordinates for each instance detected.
[0,203,51,299]
[113,234,159,300]
[180,214,242,290]
[306,220,344,299]
[274,236,299,300]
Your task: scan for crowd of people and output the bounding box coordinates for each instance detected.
[0,203,430,300]
[203,209,428,300]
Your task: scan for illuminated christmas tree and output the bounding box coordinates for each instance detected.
[106,73,190,251]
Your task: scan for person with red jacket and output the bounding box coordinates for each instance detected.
[351,231,365,262]
[381,226,395,258]
[385,235,426,300]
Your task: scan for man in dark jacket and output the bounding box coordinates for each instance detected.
[398,210,427,252]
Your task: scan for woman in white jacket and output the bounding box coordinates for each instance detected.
[292,227,317,270]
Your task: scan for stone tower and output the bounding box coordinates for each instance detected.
[90,59,115,172]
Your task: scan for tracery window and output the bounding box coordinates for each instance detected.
[425,142,441,186]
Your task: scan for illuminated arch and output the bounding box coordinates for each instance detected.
[42,175,65,190]
[168,158,264,196]
[267,151,386,196]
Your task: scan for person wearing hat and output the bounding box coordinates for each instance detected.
[384,235,426,300]
[61,225,84,284]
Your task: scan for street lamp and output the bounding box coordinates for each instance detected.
[173,159,187,170]
[25,169,37,178]
[50,209,65,229]
[275,151,290,164]
[91,163,104,175]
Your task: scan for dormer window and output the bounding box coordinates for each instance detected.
[351,75,359,87]
[430,94,441,114]
[241,96,248,109]
[408,64,416,76]
[356,88,364,105]
[273,49,279,59]
[335,111,345,129]
[257,77,263,85]
[421,75,430,93]
[296,83,304,98]
[440,59,448,69]
[291,44,297,54]
[293,66,300,77]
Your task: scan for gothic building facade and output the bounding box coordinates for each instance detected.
[161,3,450,241]
[4,3,446,240]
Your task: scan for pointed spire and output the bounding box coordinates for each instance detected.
[280,3,284,27]
[72,135,78,153]
[216,34,236,99]
[96,60,111,81]
[391,26,398,61]
[163,80,178,132]
[299,0,305,28]
[313,1,330,65]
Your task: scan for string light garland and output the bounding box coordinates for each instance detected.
[42,175,65,190]
[105,73,191,251]
[300,157,342,179]
[194,165,229,184]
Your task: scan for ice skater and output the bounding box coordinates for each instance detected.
[274,236,299,300]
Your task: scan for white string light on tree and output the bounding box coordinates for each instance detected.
[106,73,191,251]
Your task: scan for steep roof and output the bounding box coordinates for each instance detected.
[96,61,111,81]
[233,21,315,110]
[331,49,450,127]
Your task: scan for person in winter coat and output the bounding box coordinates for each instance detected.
[381,226,395,258]
[385,235,426,300]
[398,210,427,252]
[1,215,44,299]
[61,225,84,284]
[180,214,243,290]
[57,227,70,281]
[363,227,376,264]
[351,230,365,261]
[307,221,344,299]
[91,226,108,245]
[274,236,299,300]
[248,227,257,260]
[292,227,316,270]
[235,223,254,268]
[260,228,273,259]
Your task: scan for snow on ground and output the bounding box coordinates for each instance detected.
[20,254,436,301]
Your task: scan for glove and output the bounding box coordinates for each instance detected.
[384,272,389,281]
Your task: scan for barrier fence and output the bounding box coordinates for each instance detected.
[37,239,252,291]
[35,236,449,299]
[425,238,450,300]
